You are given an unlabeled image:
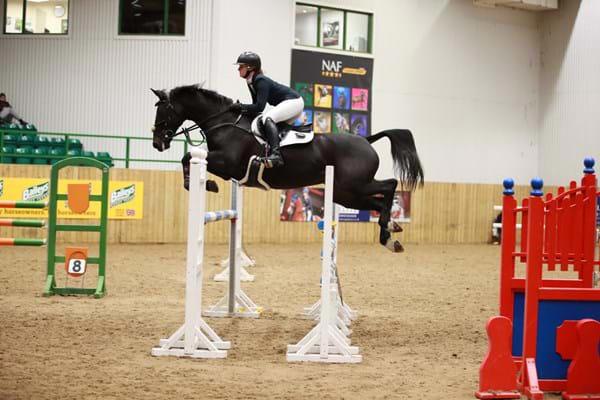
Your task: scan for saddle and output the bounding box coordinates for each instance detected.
[250,116,314,148]
[239,117,314,191]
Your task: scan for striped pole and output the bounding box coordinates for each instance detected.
[0,238,47,246]
[0,219,46,228]
[204,210,237,223]
[0,200,48,209]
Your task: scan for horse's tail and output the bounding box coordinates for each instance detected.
[366,129,424,190]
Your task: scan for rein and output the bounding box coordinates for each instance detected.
[162,105,247,146]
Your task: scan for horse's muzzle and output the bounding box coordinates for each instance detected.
[152,127,170,152]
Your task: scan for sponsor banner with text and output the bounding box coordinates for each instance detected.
[0,177,143,219]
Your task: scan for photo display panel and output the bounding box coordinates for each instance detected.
[290,49,373,137]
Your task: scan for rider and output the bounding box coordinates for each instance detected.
[229,51,304,168]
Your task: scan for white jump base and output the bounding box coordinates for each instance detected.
[214,250,255,282]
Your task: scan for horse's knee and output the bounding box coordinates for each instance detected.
[206,180,219,193]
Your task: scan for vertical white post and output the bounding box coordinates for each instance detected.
[286,165,361,363]
[228,182,242,314]
[319,166,334,356]
[151,148,230,359]
[184,148,207,353]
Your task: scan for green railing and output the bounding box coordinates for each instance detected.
[0,128,190,168]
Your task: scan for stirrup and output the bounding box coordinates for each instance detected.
[258,155,283,169]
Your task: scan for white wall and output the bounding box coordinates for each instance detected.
[0,0,213,168]
[4,0,586,187]
[209,0,294,109]
[328,0,541,184]
[538,0,600,186]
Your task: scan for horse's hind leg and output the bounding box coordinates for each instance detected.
[335,179,403,253]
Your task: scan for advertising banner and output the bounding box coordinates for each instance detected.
[290,49,373,136]
[280,186,411,223]
[0,177,144,219]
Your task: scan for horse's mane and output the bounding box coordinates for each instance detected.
[170,84,233,106]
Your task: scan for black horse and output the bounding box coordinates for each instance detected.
[151,84,424,253]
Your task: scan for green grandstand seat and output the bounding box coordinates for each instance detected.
[34,135,50,149]
[2,133,16,145]
[24,124,37,131]
[32,148,48,165]
[18,134,35,147]
[15,147,33,164]
[1,145,16,163]
[49,148,66,165]
[67,149,82,157]
[67,138,83,150]
[82,151,95,158]
[50,137,65,147]
[96,152,114,167]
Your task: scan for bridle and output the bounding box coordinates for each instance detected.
[154,99,244,146]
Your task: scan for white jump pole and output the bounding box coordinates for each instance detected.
[204,180,262,318]
[287,165,362,363]
[151,147,230,359]
[213,183,255,282]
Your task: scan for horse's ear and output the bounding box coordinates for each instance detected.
[151,88,167,100]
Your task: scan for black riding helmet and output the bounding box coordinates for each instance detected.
[235,51,261,70]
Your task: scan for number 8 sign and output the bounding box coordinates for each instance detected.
[65,247,88,277]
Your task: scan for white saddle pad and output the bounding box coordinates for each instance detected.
[251,116,313,147]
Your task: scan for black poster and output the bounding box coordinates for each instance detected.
[290,49,374,137]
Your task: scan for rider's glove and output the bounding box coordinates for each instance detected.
[228,102,243,113]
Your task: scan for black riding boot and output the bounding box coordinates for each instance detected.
[262,117,284,168]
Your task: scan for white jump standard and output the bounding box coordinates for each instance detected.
[287,165,362,363]
[151,148,257,359]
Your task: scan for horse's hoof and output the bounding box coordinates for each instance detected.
[184,178,190,191]
[206,180,219,193]
[385,239,404,253]
[387,221,403,233]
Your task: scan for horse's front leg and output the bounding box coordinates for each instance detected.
[181,152,219,192]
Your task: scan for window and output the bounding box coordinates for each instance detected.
[345,12,369,53]
[320,8,343,50]
[119,0,185,35]
[4,0,70,35]
[294,4,317,47]
[294,3,372,54]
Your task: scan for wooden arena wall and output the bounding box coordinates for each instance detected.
[0,165,537,245]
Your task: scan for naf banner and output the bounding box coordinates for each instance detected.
[290,49,373,137]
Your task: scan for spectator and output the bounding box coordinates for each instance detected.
[492,212,502,245]
[0,93,28,126]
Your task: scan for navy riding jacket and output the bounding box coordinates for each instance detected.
[240,74,300,115]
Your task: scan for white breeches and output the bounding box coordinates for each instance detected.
[262,97,304,124]
[0,107,21,123]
